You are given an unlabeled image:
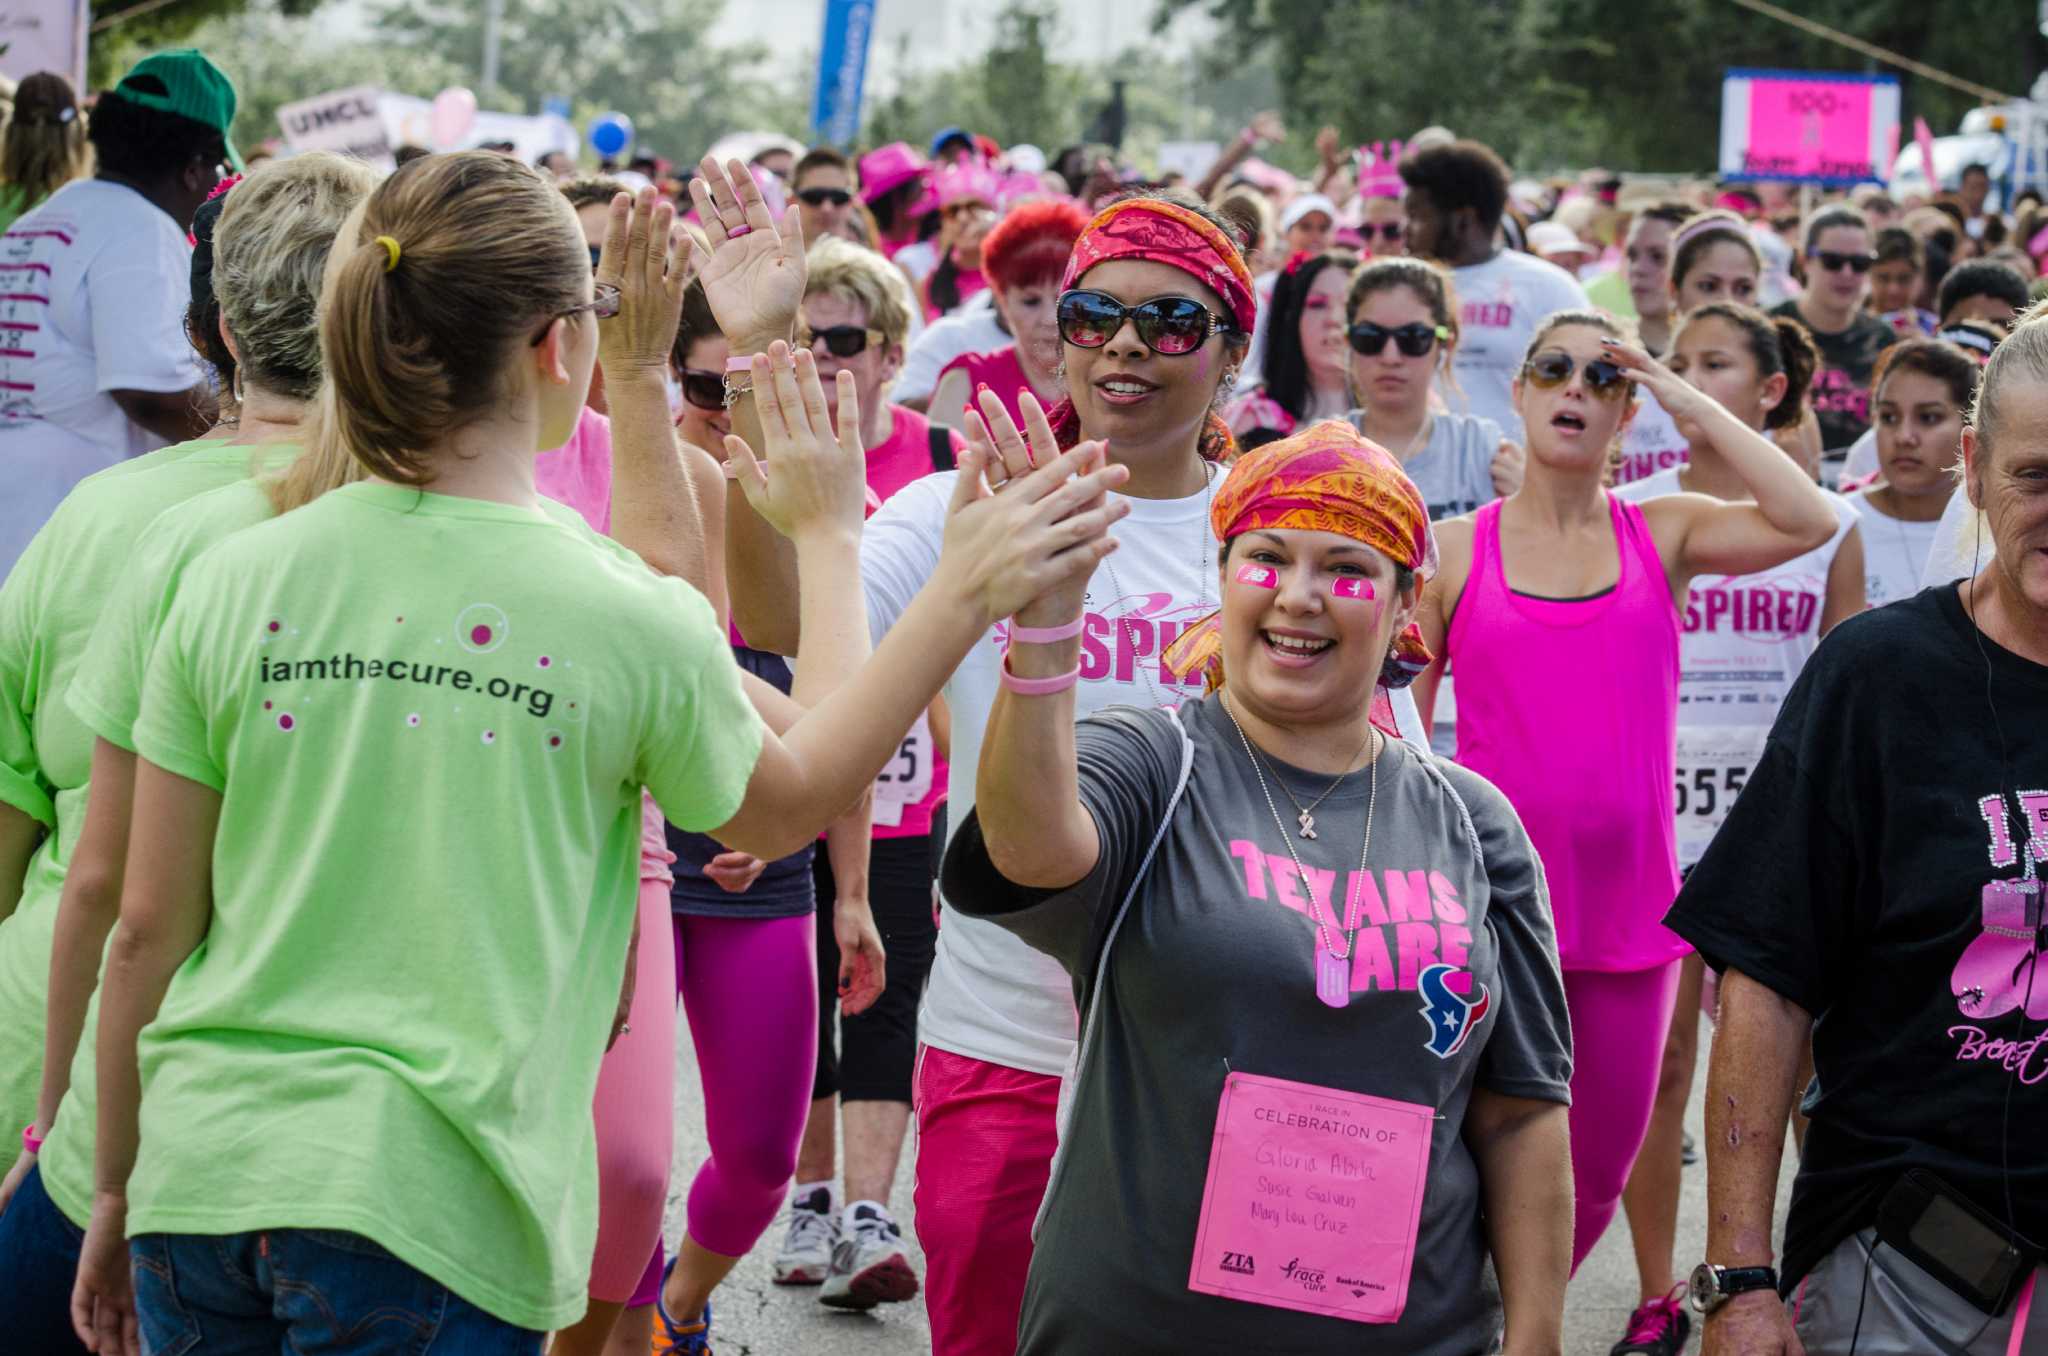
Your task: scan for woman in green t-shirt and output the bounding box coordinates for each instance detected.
[67,150,1128,1353]
[0,73,89,234]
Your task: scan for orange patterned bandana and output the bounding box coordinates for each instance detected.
[1162,421,1438,696]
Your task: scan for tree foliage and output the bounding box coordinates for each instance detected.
[1165,0,2043,172]
[88,0,322,88]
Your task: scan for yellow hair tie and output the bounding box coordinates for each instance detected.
[374,235,401,273]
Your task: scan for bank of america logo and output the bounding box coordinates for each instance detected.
[1219,1252,1255,1275]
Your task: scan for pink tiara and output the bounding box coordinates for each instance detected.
[1357,140,1405,200]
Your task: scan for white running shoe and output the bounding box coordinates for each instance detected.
[771,1184,840,1286]
[818,1201,919,1311]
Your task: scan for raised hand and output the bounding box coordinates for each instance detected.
[595,186,693,381]
[724,343,868,542]
[963,384,1061,494]
[1490,437,1526,498]
[688,156,806,351]
[1599,336,1711,426]
[1248,110,1286,145]
[939,438,1129,629]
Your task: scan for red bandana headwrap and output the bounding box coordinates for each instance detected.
[1162,422,1438,719]
[1044,198,1258,460]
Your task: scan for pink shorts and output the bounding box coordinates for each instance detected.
[912,1045,1061,1356]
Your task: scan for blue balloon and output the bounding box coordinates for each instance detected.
[589,112,634,158]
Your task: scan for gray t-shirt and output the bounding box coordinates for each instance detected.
[1347,409,1506,522]
[944,694,1572,1355]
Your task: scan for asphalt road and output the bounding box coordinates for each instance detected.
[659,1020,1797,1355]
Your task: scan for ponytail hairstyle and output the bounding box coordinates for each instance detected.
[319,151,588,485]
[1675,301,1819,430]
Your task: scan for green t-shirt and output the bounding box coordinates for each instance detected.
[0,438,285,1140]
[41,476,281,1227]
[121,480,763,1330]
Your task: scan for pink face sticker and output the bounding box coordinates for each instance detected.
[1331,577,1376,601]
[1235,562,1279,590]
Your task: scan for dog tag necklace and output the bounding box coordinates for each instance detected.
[1225,695,1378,1008]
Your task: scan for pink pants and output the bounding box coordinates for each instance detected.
[1563,960,1684,1273]
[627,910,820,1307]
[913,1045,1062,1356]
[586,878,682,1303]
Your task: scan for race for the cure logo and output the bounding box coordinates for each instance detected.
[1219,1251,1256,1276]
[1280,1258,1327,1292]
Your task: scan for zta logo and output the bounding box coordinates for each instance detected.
[1218,1251,1255,1275]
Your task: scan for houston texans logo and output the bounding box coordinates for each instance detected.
[1418,963,1490,1059]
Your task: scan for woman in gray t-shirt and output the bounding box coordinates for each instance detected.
[944,423,1572,1354]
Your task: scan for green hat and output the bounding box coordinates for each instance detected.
[109,50,243,171]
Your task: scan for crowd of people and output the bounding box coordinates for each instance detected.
[0,41,2041,1356]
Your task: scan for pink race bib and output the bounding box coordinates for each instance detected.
[1187,1072,1433,1324]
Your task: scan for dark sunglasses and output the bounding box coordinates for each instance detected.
[678,367,724,411]
[796,187,853,208]
[1809,249,1876,275]
[1522,349,1631,400]
[1362,222,1404,242]
[1347,321,1447,358]
[1056,289,1236,356]
[531,282,620,346]
[799,324,885,358]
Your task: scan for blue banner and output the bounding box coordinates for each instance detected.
[811,0,877,148]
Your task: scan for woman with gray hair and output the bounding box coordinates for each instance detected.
[0,151,376,1355]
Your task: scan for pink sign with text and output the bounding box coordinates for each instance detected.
[1187,1072,1434,1323]
[1719,70,1899,186]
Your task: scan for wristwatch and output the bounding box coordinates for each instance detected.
[1689,1262,1780,1314]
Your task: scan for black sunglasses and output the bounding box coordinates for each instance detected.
[1809,249,1876,275]
[799,324,885,358]
[796,187,853,208]
[1347,321,1447,358]
[678,366,724,411]
[1056,289,1236,356]
[531,282,619,346]
[1362,221,1404,242]
[1522,350,1631,399]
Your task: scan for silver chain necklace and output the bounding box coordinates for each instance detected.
[1100,460,1217,708]
[1245,721,1375,839]
[1224,693,1379,1009]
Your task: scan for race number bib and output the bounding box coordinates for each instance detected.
[871,711,935,828]
[1187,1072,1433,1323]
[1672,725,1769,866]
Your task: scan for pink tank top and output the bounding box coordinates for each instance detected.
[1447,494,1683,971]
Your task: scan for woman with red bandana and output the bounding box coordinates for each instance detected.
[946,423,1574,1354]
[929,198,1089,436]
[721,177,1433,1354]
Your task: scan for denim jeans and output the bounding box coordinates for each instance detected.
[0,1163,89,1355]
[133,1228,544,1355]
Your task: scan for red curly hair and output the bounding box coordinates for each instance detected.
[983,198,1090,295]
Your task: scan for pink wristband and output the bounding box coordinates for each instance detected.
[1007,616,1085,644]
[22,1123,41,1155]
[1000,648,1080,696]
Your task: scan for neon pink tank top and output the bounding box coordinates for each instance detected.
[1447,494,1683,971]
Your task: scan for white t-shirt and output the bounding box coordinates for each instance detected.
[0,180,202,577]
[1920,488,1993,589]
[1619,469,1859,865]
[1446,249,1589,443]
[895,239,940,286]
[1615,386,1689,486]
[861,470,1425,1074]
[1847,486,1947,609]
[894,292,1004,404]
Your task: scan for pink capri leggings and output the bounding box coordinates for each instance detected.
[1562,960,1683,1273]
[615,910,820,1306]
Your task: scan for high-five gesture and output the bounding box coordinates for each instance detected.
[724,342,869,543]
[594,185,694,381]
[939,438,1129,629]
[688,156,807,352]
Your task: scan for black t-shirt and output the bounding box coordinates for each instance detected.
[1667,584,2048,1289]
[1770,301,1895,452]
